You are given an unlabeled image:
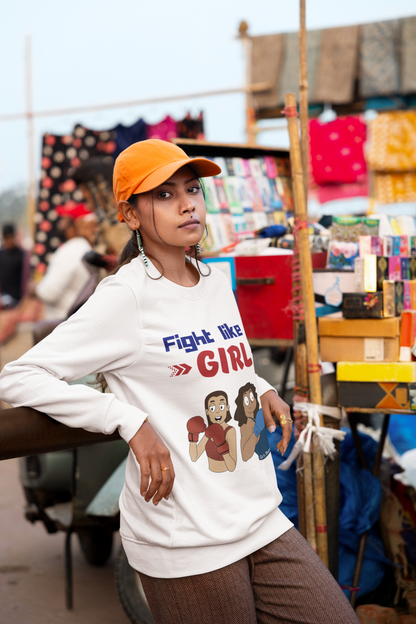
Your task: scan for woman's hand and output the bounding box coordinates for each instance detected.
[260,390,293,456]
[129,420,175,506]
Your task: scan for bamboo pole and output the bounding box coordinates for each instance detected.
[299,0,309,200]
[25,35,36,240]
[284,92,328,567]
[238,22,257,145]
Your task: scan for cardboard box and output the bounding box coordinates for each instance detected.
[336,361,416,383]
[342,292,383,318]
[319,317,400,362]
[319,316,400,337]
[399,310,416,362]
[320,336,399,362]
[313,269,356,318]
[338,381,416,411]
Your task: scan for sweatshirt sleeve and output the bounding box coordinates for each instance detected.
[0,277,146,442]
[255,374,278,398]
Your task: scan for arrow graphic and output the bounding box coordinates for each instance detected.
[168,363,192,377]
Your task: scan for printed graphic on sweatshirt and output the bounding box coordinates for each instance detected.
[186,390,237,473]
[234,383,270,461]
[164,322,253,379]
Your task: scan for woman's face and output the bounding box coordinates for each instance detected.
[134,165,206,251]
[206,394,229,425]
[243,390,257,417]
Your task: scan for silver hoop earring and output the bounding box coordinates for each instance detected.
[136,229,148,268]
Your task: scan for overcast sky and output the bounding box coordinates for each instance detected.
[0,0,414,193]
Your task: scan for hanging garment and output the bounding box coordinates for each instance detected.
[278,30,322,106]
[251,34,284,110]
[309,117,367,186]
[401,16,416,94]
[177,112,205,140]
[112,118,147,158]
[375,173,416,204]
[359,20,400,98]
[313,25,359,104]
[367,111,416,172]
[146,115,178,141]
[35,126,116,274]
[316,177,369,204]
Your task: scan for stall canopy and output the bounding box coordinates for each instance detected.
[252,16,416,119]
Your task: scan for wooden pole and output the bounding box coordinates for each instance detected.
[25,35,36,240]
[238,21,257,145]
[284,92,328,567]
[299,0,309,200]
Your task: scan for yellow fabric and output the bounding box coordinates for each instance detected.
[368,112,416,172]
[336,362,416,383]
[375,172,416,204]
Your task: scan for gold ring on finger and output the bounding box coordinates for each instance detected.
[161,466,170,471]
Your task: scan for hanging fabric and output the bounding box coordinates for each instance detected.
[112,118,147,158]
[146,115,178,141]
[309,117,367,186]
[367,111,416,172]
[251,34,283,110]
[359,20,400,98]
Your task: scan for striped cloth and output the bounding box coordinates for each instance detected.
[359,20,400,98]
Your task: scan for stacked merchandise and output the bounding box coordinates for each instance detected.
[201,154,293,253]
[368,111,416,205]
[34,113,204,274]
[318,214,416,412]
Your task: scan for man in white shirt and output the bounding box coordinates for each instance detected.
[36,203,98,320]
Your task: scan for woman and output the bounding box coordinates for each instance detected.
[0,140,358,623]
[187,390,237,473]
[234,381,270,462]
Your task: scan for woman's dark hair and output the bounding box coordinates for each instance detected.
[234,383,259,427]
[204,390,231,426]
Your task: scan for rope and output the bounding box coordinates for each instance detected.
[278,402,346,471]
[281,105,299,118]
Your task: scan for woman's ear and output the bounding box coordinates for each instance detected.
[118,200,140,231]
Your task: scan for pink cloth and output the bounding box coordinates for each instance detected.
[309,117,367,185]
[146,115,178,141]
[316,175,369,203]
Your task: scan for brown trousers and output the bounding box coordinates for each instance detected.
[139,527,359,624]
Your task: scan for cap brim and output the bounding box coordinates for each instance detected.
[133,157,221,194]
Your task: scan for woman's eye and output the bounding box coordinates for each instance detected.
[220,404,225,411]
[244,396,249,406]
[188,185,201,194]
[210,405,215,412]
[158,191,171,199]
[249,392,254,402]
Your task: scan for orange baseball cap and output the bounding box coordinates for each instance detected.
[113,139,221,219]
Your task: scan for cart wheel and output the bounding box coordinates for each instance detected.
[77,528,113,566]
[115,546,155,624]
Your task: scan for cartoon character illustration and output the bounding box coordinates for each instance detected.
[186,391,237,473]
[234,382,270,461]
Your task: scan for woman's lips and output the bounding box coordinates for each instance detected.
[179,219,200,229]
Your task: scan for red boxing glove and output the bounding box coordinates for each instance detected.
[205,424,229,456]
[187,416,206,442]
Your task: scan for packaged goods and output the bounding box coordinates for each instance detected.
[338,381,416,411]
[342,292,383,318]
[337,361,416,383]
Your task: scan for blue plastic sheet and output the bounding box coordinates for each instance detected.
[267,427,391,599]
[388,414,416,456]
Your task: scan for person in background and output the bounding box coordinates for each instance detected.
[0,224,25,308]
[35,203,98,320]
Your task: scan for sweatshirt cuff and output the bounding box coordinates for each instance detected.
[105,397,148,443]
[256,375,278,398]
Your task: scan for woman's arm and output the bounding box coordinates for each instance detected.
[223,427,237,472]
[0,277,145,442]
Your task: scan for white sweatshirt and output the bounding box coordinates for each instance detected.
[36,236,92,320]
[0,257,292,577]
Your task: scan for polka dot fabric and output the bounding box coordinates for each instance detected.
[34,125,116,275]
[309,117,367,185]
